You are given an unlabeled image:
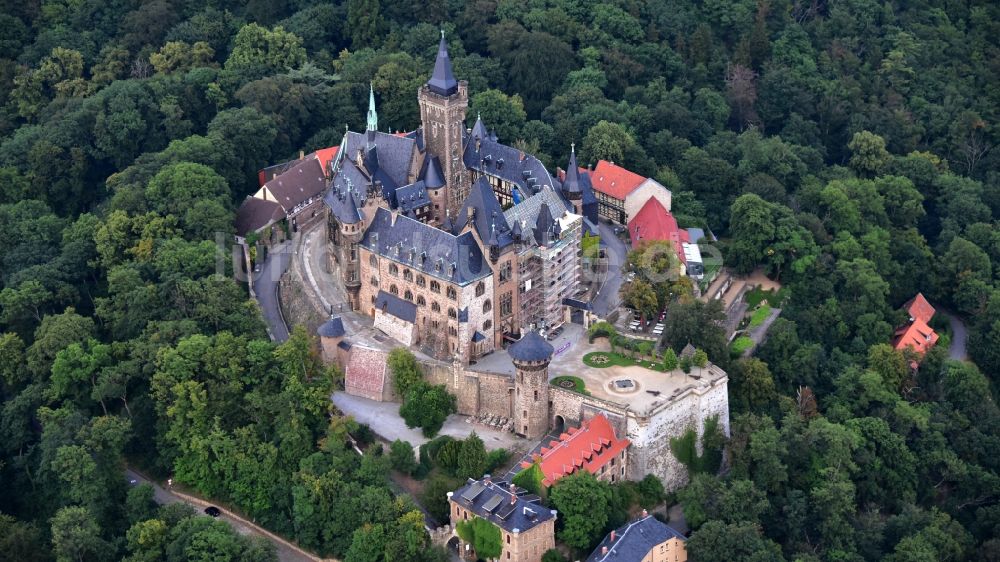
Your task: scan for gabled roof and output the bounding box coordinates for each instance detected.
[235,196,285,236]
[427,33,458,97]
[374,290,417,323]
[450,477,554,534]
[892,318,938,354]
[508,331,553,363]
[586,515,686,562]
[589,160,646,200]
[464,127,555,202]
[627,197,686,261]
[522,414,630,487]
[263,156,327,211]
[454,176,514,248]
[343,131,417,190]
[361,207,490,286]
[903,293,935,325]
[313,146,339,170]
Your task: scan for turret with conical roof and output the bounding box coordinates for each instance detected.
[562,143,582,201]
[511,330,554,439]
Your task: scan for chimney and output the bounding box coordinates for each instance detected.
[299,150,305,160]
[601,547,608,555]
[483,474,491,486]
[610,530,616,542]
[641,509,648,518]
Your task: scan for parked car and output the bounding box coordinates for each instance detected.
[204,506,221,517]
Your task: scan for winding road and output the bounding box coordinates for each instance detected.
[943,310,969,361]
[254,240,293,342]
[125,468,317,562]
[592,221,628,317]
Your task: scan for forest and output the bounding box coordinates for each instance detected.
[0,0,997,560]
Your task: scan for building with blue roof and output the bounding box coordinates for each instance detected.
[586,513,687,562]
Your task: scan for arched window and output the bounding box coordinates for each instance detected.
[449,326,458,336]
[370,276,378,287]
[483,299,492,313]
[369,255,377,267]
[475,282,485,297]
[404,290,413,301]
[390,284,398,295]
[430,281,441,293]
[416,275,426,288]
[483,319,492,331]
[403,269,413,282]
[388,264,398,276]
[431,302,441,312]
[417,296,426,306]
[448,308,457,319]
[447,287,457,300]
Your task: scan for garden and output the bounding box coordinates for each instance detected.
[551,375,589,395]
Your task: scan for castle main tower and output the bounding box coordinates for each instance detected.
[510,331,555,439]
[418,31,469,222]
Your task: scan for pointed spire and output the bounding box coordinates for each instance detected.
[427,32,458,97]
[562,143,582,197]
[366,83,378,132]
[471,113,488,142]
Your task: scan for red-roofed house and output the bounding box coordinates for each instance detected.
[628,198,687,259]
[588,161,671,225]
[892,293,938,356]
[903,293,935,325]
[344,346,393,402]
[520,414,630,487]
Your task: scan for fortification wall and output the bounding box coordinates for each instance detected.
[625,374,730,490]
[425,363,513,418]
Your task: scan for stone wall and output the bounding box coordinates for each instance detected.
[625,372,730,491]
[423,362,513,418]
[373,309,415,346]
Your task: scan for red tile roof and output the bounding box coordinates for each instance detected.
[521,414,630,487]
[627,198,688,262]
[892,318,938,354]
[313,146,339,171]
[590,161,646,200]
[903,293,935,324]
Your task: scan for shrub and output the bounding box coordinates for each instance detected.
[389,439,417,475]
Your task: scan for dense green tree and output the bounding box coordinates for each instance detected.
[549,472,613,550]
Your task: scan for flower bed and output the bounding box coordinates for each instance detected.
[551,376,587,394]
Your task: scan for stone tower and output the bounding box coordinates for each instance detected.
[510,331,555,439]
[418,31,469,223]
[326,181,364,309]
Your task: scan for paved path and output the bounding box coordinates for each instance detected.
[254,241,293,342]
[592,221,628,317]
[942,310,969,360]
[125,468,317,562]
[332,392,528,452]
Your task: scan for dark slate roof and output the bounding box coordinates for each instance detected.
[235,197,285,236]
[504,186,572,247]
[337,340,353,351]
[464,127,554,202]
[508,331,554,363]
[344,131,416,189]
[374,290,417,323]
[451,478,555,534]
[586,516,685,562]
[361,207,490,286]
[453,176,514,248]
[579,171,598,206]
[318,317,346,337]
[420,156,445,189]
[264,156,327,211]
[472,331,487,342]
[324,184,364,224]
[562,149,582,196]
[427,34,458,97]
[395,181,431,213]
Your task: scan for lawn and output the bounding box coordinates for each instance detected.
[745,286,789,309]
[749,304,772,328]
[551,375,588,394]
[582,352,669,373]
[730,336,753,357]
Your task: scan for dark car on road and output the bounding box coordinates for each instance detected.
[204,506,221,517]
